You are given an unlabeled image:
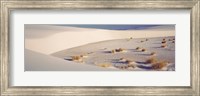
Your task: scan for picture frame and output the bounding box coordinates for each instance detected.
[0,0,199,95]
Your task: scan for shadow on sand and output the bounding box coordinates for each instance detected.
[137,65,152,70]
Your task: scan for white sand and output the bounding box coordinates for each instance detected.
[52,37,175,71]
[25,25,175,71]
[25,25,175,55]
[25,49,120,71]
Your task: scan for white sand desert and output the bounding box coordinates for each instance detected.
[25,24,175,71]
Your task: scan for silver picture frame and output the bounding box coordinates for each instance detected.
[0,0,199,95]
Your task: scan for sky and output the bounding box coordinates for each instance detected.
[58,24,175,30]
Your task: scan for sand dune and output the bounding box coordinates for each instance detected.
[25,25,175,55]
[52,37,175,71]
[25,49,119,71]
[25,25,175,71]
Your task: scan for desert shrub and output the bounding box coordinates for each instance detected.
[168,39,172,41]
[125,60,133,64]
[146,57,158,64]
[146,39,149,41]
[111,50,116,53]
[124,66,128,69]
[163,38,166,41]
[87,52,94,54]
[150,52,156,56]
[116,48,125,52]
[97,63,112,68]
[173,38,175,40]
[80,54,88,58]
[71,56,83,63]
[172,41,175,43]
[120,65,128,69]
[120,58,125,60]
[141,48,146,52]
[141,40,144,43]
[161,40,166,44]
[118,48,124,52]
[136,47,141,50]
[72,56,81,61]
[152,61,168,70]
[128,64,135,68]
[161,44,167,48]
[119,58,127,62]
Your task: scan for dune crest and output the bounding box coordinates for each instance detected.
[25,25,175,54]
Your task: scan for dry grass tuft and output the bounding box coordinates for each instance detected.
[161,44,167,48]
[116,48,124,52]
[125,60,134,64]
[71,56,83,63]
[136,47,141,50]
[152,61,168,70]
[161,40,167,44]
[80,54,88,58]
[111,48,126,53]
[87,52,94,54]
[141,48,146,52]
[146,39,149,41]
[128,64,135,68]
[146,57,158,64]
[72,56,81,61]
[97,63,112,68]
[163,38,166,41]
[115,48,126,52]
[150,52,156,56]
[120,58,125,60]
[141,40,144,43]
[168,39,172,41]
[111,50,116,53]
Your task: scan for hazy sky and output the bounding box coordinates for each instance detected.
[58,25,175,30]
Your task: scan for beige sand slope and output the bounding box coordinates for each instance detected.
[25,25,175,55]
[25,49,119,71]
[52,37,175,71]
[25,25,175,71]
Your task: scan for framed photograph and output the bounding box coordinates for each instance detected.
[1,0,199,95]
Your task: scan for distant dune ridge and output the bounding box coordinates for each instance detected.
[25,25,175,71]
[25,25,175,55]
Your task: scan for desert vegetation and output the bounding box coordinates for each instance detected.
[150,52,156,56]
[152,61,168,70]
[111,48,126,53]
[163,38,166,41]
[97,63,112,68]
[80,54,88,58]
[145,57,168,70]
[136,47,141,51]
[141,48,146,52]
[127,37,133,41]
[71,55,83,63]
[161,44,167,48]
[146,57,158,64]
[111,49,116,54]
[161,40,167,44]
[60,36,174,71]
